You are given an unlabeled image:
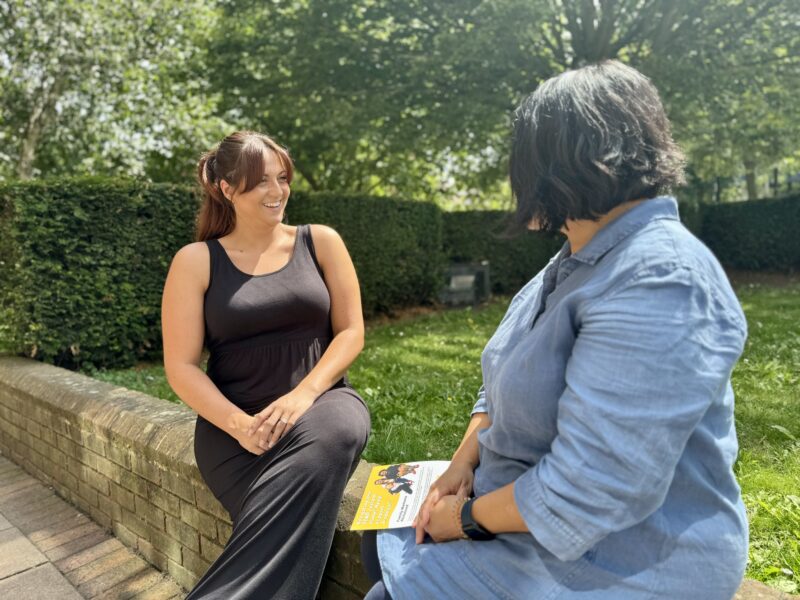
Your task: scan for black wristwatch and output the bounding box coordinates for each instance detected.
[460,498,496,541]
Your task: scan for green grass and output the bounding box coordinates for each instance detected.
[731,283,800,593]
[89,284,800,591]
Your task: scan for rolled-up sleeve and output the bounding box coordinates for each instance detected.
[513,266,746,561]
[471,385,488,415]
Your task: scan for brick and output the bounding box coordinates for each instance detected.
[135,494,166,530]
[137,536,170,571]
[131,454,161,484]
[216,520,232,545]
[121,508,153,541]
[132,577,185,599]
[66,548,132,586]
[65,456,89,482]
[147,482,180,517]
[110,481,137,512]
[112,521,138,549]
[94,454,120,482]
[44,528,111,562]
[181,546,211,579]
[78,480,99,507]
[81,562,152,598]
[107,444,132,469]
[92,569,166,600]
[194,487,228,521]
[88,503,113,529]
[54,537,124,573]
[38,521,101,552]
[56,434,80,459]
[40,426,56,446]
[52,467,79,493]
[180,502,217,540]
[161,471,195,503]
[120,469,148,497]
[86,467,111,496]
[24,419,42,438]
[167,557,198,591]
[24,506,88,540]
[165,514,199,553]
[200,535,224,564]
[146,529,182,564]
[98,492,122,522]
[81,449,99,471]
[82,430,108,456]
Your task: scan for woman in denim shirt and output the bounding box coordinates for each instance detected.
[363,60,748,599]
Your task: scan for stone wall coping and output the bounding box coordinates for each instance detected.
[0,356,367,526]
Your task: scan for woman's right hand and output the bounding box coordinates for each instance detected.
[413,460,475,543]
[229,413,266,456]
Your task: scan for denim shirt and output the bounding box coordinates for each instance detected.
[378,197,749,599]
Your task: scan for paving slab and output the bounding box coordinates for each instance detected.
[0,454,184,599]
[0,526,48,579]
[0,563,84,600]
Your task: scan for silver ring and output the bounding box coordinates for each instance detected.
[279,418,288,424]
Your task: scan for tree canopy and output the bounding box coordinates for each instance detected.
[1,0,797,203]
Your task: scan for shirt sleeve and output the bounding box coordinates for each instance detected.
[471,385,488,415]
[513,266,746,561]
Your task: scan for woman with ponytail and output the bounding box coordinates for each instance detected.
[162,131,370,599]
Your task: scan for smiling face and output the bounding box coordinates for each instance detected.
[225,149,291,227]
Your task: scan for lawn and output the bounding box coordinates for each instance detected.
[89,282,800,592]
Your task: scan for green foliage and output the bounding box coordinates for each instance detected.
[287,192,445,316]
[442,211,562,293]
[0,180,444,368]
[732,283,800,593]
[702,196,800,271]
[0,178,198,368]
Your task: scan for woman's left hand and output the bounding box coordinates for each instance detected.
[248,389,317,450]
[424,494,466,543]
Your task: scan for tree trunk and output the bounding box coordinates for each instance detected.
[743,160,758,201]
[16,79,63,180]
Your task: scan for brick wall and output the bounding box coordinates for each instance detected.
[0,357,372,599]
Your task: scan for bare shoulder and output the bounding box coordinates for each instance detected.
[308,224,343,247]
[169,241,210,287]
[308,225,351,271]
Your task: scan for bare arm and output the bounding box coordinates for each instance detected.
[251,225,364,448]
[162,243,263,454]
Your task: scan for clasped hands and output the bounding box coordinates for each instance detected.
[412,461,475,544]
[232,389,317,455]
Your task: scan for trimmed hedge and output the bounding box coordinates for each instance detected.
[442,211,563,294]
[1,177,794,370]
[0,178,197,369]
[286,192,444,316]
[0,180,443,369]
[701,195,800,272]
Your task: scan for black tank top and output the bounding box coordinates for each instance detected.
[203,225,344,413]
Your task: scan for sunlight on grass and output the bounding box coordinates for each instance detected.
[89,284,800,591]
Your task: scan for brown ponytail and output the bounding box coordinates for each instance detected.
[195,131,294,241]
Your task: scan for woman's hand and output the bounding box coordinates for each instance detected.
[413,460,475,543]
[248,388,317,450]
[423,495,466,543]
[228,413,265,456]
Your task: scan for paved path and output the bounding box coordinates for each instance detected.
[0,454,183,600]
[1,452,796,600]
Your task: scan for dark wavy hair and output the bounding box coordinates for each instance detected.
[195,131,294,241]
[509,60,685,234]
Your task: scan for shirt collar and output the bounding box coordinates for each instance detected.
[568,196,680,265]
